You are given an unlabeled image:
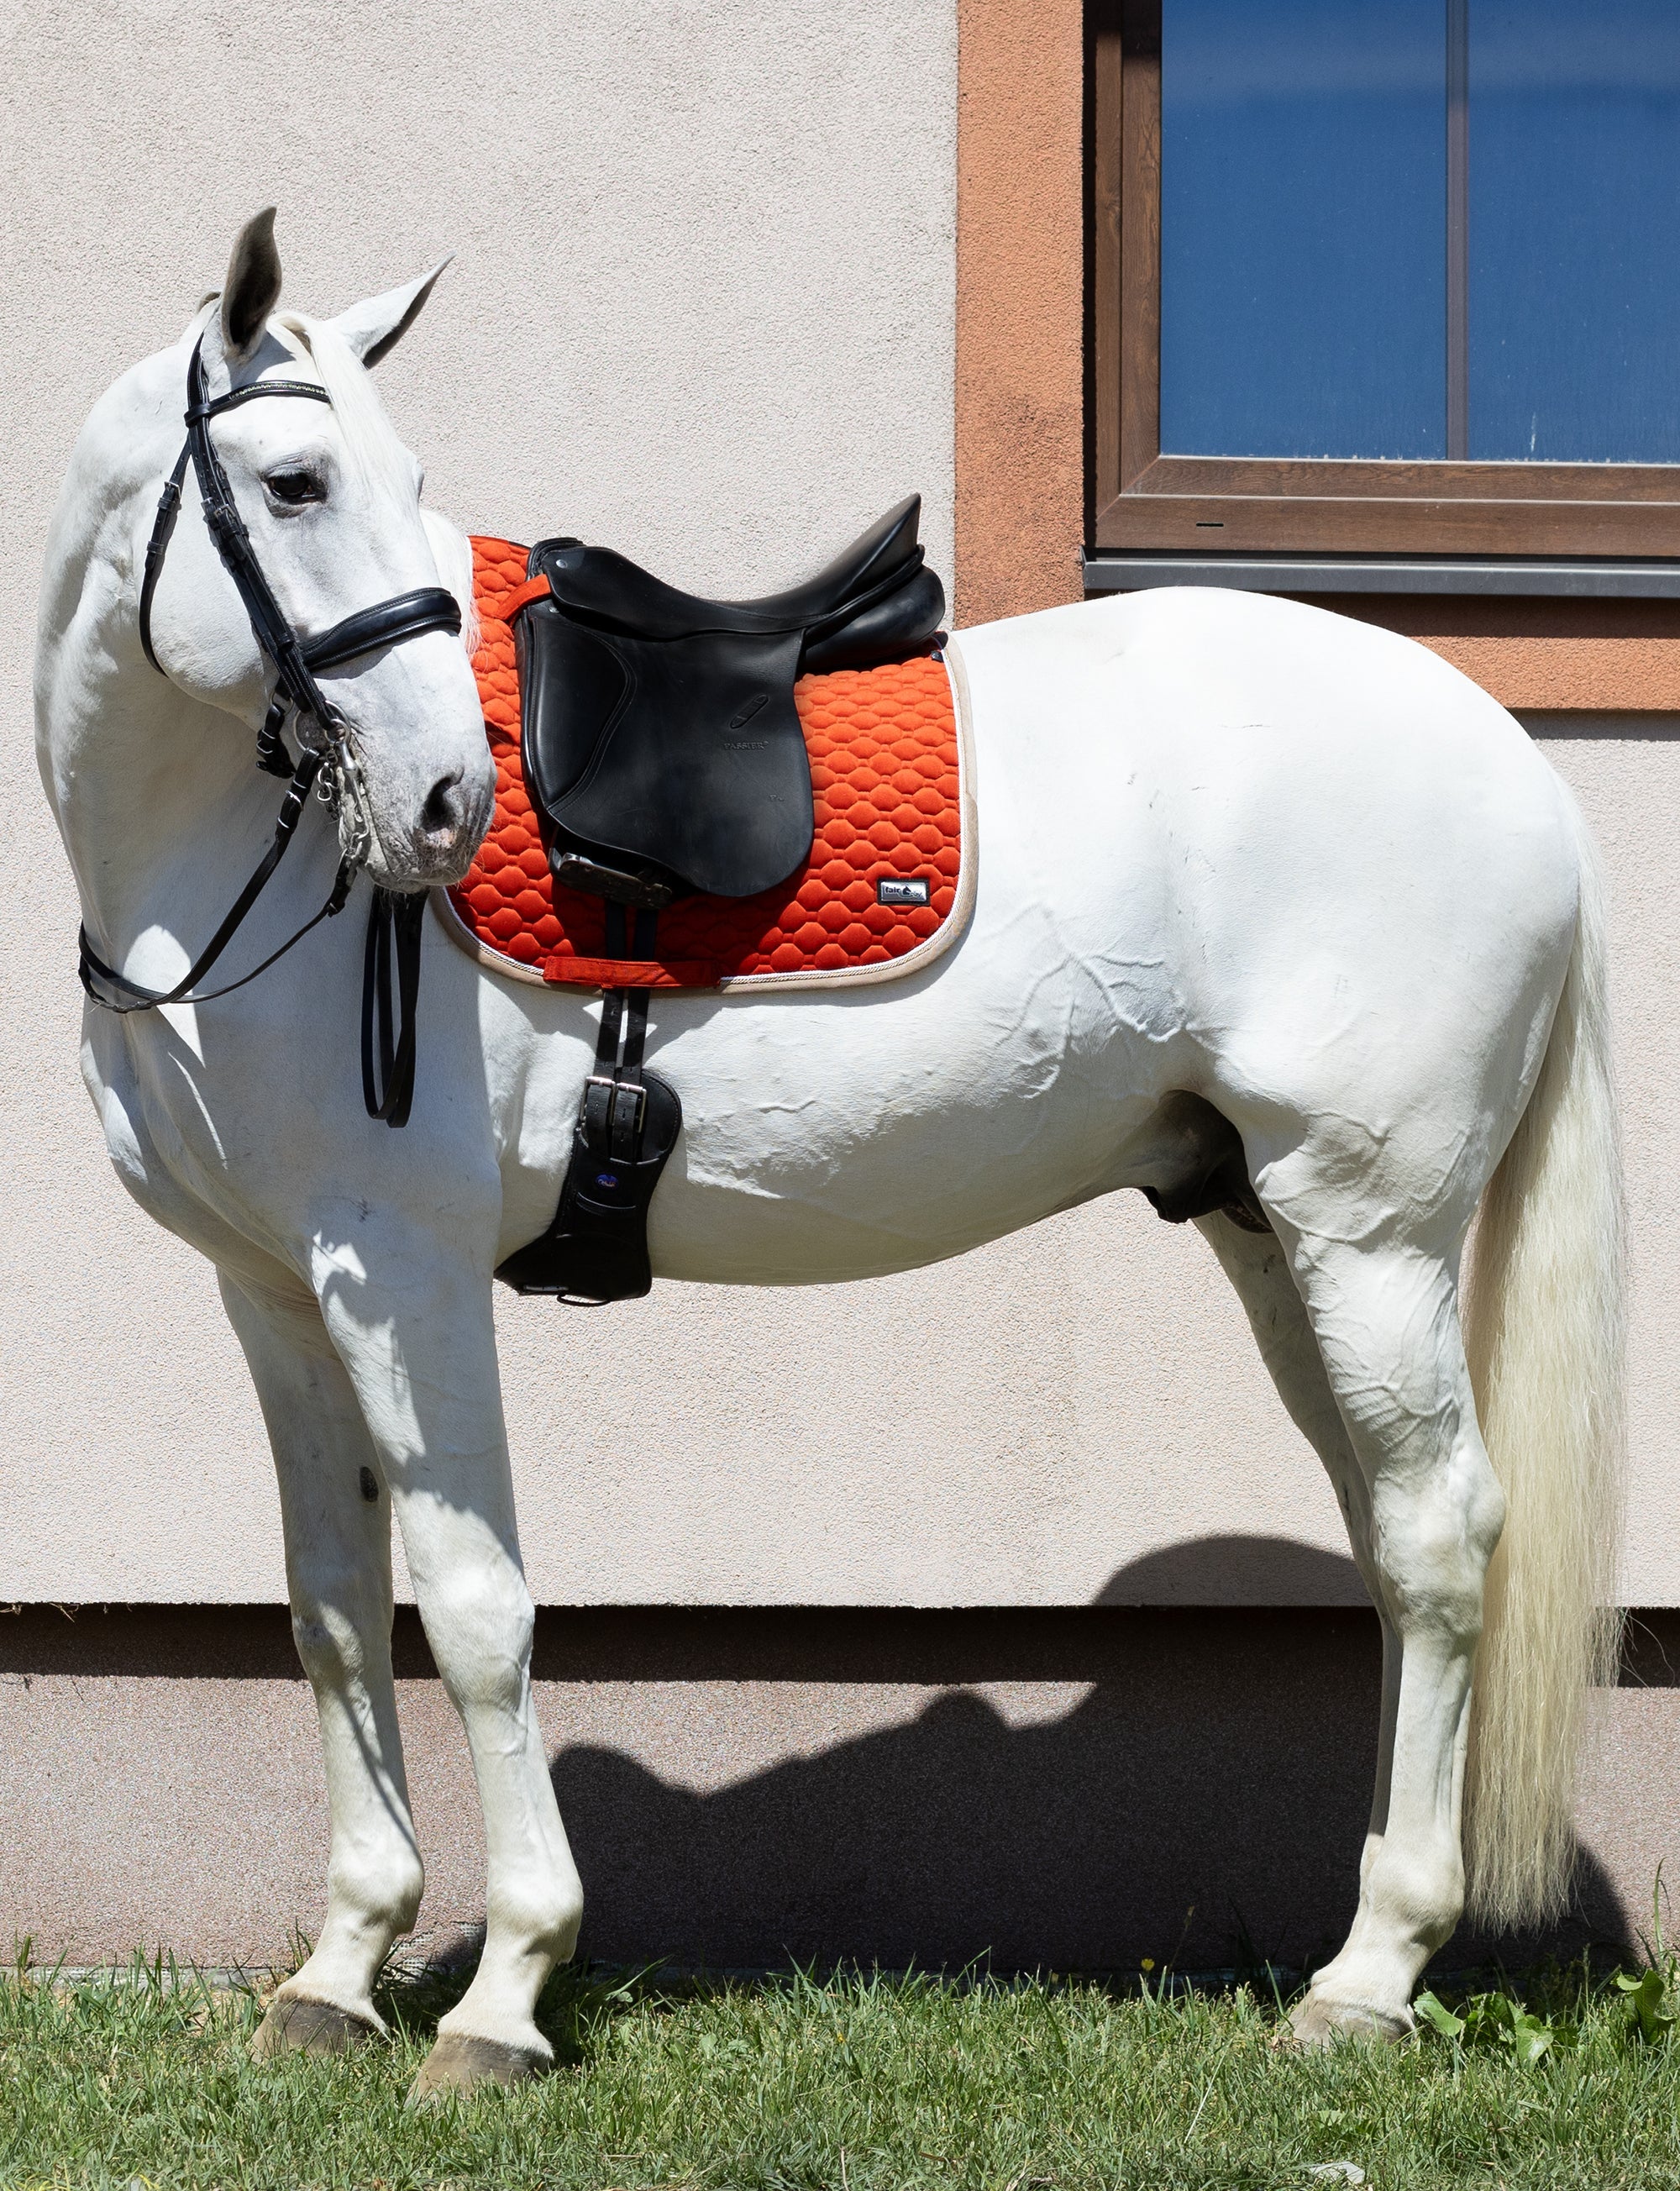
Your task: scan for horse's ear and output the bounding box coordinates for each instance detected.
[218,208,282,369]
[328,255,453,369]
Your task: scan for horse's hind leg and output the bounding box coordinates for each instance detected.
[218,1269,423,2054]
[1226,1211,1503,2040]
[1196,1216,1404,1948]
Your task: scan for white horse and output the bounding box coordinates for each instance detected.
[38,215,1625,2096]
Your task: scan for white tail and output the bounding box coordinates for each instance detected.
[1462,807,1627,1927]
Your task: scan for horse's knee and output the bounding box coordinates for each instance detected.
[417,1563,535,1715]
[291,1592,380,1692]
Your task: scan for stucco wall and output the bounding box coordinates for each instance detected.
[3,7,1678,1615]
[954,0,1085,627]
[8,1605,1671,1973]
[2,0,967,1605]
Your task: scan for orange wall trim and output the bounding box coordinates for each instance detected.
[1320,596,1680,712]
[953,10,1675,707]
[955,0,1086,628]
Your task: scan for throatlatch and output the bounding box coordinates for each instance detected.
[496,906,682,1303]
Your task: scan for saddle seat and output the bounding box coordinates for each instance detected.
[509,494,946,906]
[529,493,930,640]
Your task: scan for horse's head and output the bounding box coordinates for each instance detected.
[138,210,493,890]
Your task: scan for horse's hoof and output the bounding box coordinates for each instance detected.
[1287,1991,1411,2047]
[251,1994,382,2058]
[406,2031,549,2103]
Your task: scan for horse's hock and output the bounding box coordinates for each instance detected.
[9,0,1680,2057]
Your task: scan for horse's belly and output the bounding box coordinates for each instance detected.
[635,917,1152,1283]
[647,1096,1127,1286]
[647,1048,1120,1286]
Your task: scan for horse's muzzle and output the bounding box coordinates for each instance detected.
[360,742,493,889]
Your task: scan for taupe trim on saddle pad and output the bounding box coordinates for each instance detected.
[722,637,978,994]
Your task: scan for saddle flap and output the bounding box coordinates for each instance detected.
[516,602,814,901]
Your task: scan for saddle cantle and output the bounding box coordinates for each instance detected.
[510,495,945,907]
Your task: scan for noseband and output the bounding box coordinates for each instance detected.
[79,330,465,1127]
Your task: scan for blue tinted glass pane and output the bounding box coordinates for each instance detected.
[1470,3,1680,462]
[1160,0,1446,459]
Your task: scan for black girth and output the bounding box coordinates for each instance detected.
[495,906,682,1303]
[81,329,463,1127]
[497,495,945,1303]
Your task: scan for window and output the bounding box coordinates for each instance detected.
[1093,0,1680,559]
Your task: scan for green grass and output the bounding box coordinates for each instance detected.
[2,1952,1679,2190]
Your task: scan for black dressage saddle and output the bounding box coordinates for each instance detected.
[514,494,945,907]
[498,494,946,1308]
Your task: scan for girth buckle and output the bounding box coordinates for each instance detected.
[495,925,681,1304]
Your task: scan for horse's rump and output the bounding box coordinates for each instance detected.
[438,536,976,993]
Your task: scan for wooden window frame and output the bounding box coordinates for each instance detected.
[1092,0,1680,561]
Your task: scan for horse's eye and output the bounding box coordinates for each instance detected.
[265,469,323,507]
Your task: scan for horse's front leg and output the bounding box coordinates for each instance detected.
[218,1269,424,2053]
[312,1214,581,2099]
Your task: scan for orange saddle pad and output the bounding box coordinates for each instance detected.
[437,536,974,992]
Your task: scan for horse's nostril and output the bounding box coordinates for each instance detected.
[421,770,463,839]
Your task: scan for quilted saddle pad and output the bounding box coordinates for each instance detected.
[436,535,976,992]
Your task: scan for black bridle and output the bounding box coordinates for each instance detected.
[79,330,465,1127]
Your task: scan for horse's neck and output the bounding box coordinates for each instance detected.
[39,513,286,959]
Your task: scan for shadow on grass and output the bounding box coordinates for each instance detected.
[371,1952,701,2069]
[365,1938,1661,2087]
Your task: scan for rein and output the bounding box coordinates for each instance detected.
[80,330,463,1127]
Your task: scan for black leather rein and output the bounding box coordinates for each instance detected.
[80,329,464,1127]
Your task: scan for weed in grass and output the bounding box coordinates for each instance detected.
[2,1952,1679,2188]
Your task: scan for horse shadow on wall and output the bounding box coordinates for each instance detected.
[532,1537,1636,1978]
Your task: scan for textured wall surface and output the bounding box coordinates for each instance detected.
[4,7,1679,1618]
[2,0,976,1606]
[4,1605,1670,1973]
[1331,596,1680,712]
[955,0,1085,625]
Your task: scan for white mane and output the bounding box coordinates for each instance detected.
[274,312,418,517]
